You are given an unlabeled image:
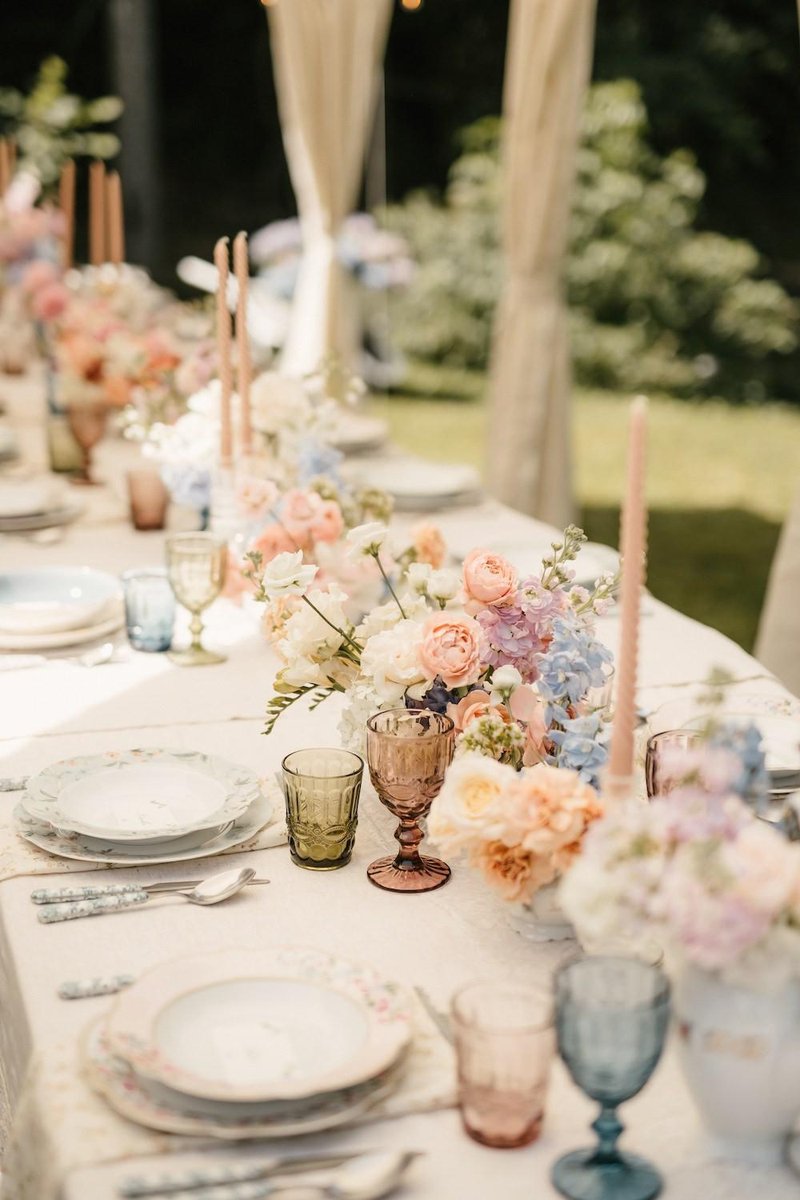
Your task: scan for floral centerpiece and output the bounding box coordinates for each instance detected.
[428,753,603,910]
[253,523,616,784]
[559,727,800,1160]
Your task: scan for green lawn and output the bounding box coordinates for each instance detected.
[368,364,800,652]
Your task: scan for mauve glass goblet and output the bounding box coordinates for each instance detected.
[366,708,454,893]
[644,729,703,799]
[552,956,671,1200]
[66,402,108,485]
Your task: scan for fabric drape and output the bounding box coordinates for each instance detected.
[267,0,393,377]
[755,486,800,695]
[486,0,596,527]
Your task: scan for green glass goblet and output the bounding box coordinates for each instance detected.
[165,533,227,666]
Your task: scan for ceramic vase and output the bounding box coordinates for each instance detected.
[675,965,800,1165]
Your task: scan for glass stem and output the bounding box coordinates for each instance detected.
[190,610,204,653]
[591,1104,624,1165]
[393,817,423,871]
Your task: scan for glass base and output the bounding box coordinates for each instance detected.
[366,854,451,893]
[167,646,227,667]
[552,1149,662,1200]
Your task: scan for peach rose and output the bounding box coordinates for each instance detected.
[462,549,518,611]
[21,259,59,294]
[252,523,297,563]
[412,522,446,569]
[505,766,603,859]
[469,840,552,903]
[281,489,323,547]
[448,690,492,733]
[309,499,344,544]
[419,612,483,689]
[31,280,68,322]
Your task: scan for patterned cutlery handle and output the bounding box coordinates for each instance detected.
[38,891,150,923]
[58,974,136,1000]
[32,883,154,904]
[120,1181,284,1200]
[118,1155,357,1196]
[32,883,155,902]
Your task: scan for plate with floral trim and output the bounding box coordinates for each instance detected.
[106,946,413,1103]
[83,1017,399,1138]
[22,748,261,841]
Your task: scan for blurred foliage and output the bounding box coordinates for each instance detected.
[0,57,122,188]
[383,80,800,401]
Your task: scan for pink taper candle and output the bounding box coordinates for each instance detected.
[214,237,234,469]
[233,231,252,456]
[607,395,649,781]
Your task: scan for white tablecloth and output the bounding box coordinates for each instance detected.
[0,368,798,1199]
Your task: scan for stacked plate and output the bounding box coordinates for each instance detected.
[0,566,123,651]
[352,459,483,511]
[0,477,81,535]
[13,747,272,866]
[84,946,413,1138]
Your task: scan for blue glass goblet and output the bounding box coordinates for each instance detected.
[552,956,670,1200]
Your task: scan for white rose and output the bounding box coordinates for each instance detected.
[428,753,512,851]
[490,665,523,699]
[278,586,348,661]
[360,620,429,703]
[346,522,387,559]
[427,568,460,603]
[356,592,429,641]
[261,551,317,601]
[407,562,432,595]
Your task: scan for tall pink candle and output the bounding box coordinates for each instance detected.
[233,231,252,456]
[214,237,234,469]
[607,395,649,781]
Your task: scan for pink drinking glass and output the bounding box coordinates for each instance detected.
[365,708,454,893]
[644,729,703,799]
[452,981,555,1149]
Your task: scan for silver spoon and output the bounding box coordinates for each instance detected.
[176,866,258,906]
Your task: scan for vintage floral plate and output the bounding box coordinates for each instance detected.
[83,1017,399,1139]
[23,748,261,841]
[106,946,413,1103]
[0,567,121,634]
[13,790,274,866]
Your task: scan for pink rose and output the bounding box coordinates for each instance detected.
[309,499,344,544]
[31,280,69,322]
[419,612,483,689]
[462,549,518,611]
[21,259,59,294]
[447,690,492,732]
[281,489,322,547]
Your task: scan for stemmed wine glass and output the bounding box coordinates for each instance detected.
[552,956,671,1200]
[165,533,227,666]
[365,708,454,893]
[644,729,702,799]
[66,403,108,485]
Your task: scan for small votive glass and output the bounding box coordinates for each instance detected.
[644,729,703,799]
[452,981,555,1149]
[127,468,169,531]
[282,749,364,870]
[122,568,175,652]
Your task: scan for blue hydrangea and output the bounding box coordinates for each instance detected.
[297,439,343,487]
[535,617,613,721]
[709,720,769,813]
[547,713,608,786]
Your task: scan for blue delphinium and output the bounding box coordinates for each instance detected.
[535,617,613,786]
[297,438,343,488]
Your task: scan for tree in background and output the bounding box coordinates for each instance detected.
[383,80,799,403]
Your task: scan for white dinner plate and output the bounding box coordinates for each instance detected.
[83,1018,397,1139]
[23,748,261,841]
[0,479,61,518]
[13,789,274,866]
[107,946,412,1103]
[0,604,124,651]
[353,459,482,511]
[0,567,122,634]
[329,414,388,456]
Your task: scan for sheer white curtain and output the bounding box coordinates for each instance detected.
[267,0,393,376]
[486,0,596,527]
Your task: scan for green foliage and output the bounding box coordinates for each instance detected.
[383,80,800,401]
[0,57,122,188]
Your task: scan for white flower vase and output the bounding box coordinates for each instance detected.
[508,883,575,943]
[676,965,800,1165]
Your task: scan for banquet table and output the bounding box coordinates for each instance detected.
[0,368,799,1199]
